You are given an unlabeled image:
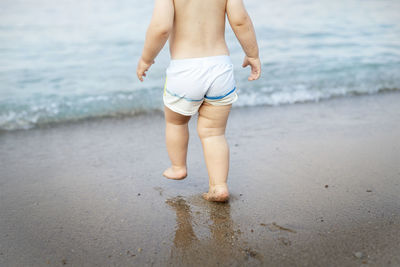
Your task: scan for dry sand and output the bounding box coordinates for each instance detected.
[1,92,400,266]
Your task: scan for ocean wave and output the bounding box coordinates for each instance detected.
[236,86,400,107]
[1,87,399,132]
[0,88,161,131]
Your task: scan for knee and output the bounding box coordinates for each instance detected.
[197,124,225,139]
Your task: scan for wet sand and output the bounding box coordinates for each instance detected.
[1,92,400,266]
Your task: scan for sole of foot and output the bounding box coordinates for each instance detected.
[163,167,187,180]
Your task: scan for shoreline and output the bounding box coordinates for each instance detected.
[2,88,400,133]
[1,91,399,266]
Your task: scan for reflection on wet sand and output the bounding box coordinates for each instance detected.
[165,197,198,248]
[166,196,262,265]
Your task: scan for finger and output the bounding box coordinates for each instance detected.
[242,60,249,68]
[248,67,260,81]
[249,72,259,81]
[255,66,261,80]
[137,71,143,82]
[251,71,260,81]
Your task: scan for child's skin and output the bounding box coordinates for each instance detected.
[137,0,260,202]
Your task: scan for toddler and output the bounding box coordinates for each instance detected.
[137,0,261,202]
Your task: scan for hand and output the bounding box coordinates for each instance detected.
[242,56,261,81]
[136,57,154,82]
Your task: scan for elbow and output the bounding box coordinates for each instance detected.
[157,26,172,37]
[151,24,172,38]
[231,15,250,28]
[159,28,171,38]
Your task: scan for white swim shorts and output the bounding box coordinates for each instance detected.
[163,55,238,116]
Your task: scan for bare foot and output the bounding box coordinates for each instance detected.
[202,184,229,202]
[163,166,187,180]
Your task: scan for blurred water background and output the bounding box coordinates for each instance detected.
[0,0,399,130]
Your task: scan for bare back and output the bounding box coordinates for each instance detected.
[169,0,229,59]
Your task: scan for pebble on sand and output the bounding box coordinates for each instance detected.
[354,251,363,258]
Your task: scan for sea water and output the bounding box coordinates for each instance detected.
[0,0,399,130]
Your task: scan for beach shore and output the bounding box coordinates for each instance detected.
[1,92,399,266]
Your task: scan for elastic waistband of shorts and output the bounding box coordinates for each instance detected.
[169,55,232,68]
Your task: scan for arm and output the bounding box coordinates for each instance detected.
[226,0,261,81]
[136,0,174,82]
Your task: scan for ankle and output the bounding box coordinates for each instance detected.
[209,183,227,188]
[171,165,186,171]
